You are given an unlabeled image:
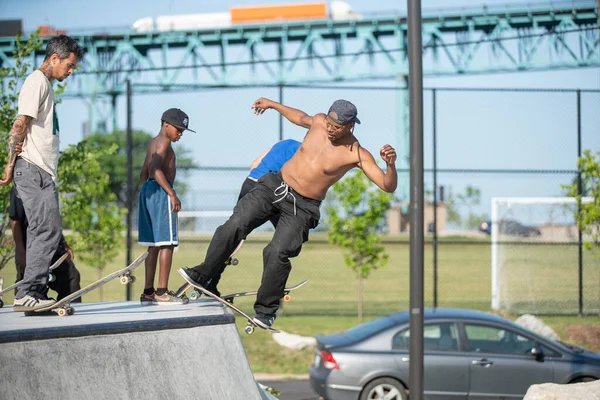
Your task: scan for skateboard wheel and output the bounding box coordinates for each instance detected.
[67,307,75,315]
[49,273,56,283]
[0,299,4,308]
[245,325,255,335]
[57,308,67,317]
[283,294,291,302]
[230,258,239,266]
[119,276,129,284]
[129,275,136,284]
[189,292,199,301]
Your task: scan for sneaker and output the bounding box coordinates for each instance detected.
[140,292,155,306]
[153,291,188,305]
[178,267,210,287]
[13,293,56,312]
[253,314,277,329]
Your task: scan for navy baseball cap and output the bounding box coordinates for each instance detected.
[328,99,361,125]
[161,108,196,133]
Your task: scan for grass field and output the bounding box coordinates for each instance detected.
[3,234,596,314]
[2,234,499,312]
[1,234,598,374]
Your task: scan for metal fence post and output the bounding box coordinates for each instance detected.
[408,0,425,398]
[576,89,583,316]
[126,80,133,301]
[432,88,438,309]
[279,85,284,141]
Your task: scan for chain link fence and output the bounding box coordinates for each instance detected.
[129,85,599,316]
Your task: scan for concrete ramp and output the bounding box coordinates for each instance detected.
[0,300,273,400]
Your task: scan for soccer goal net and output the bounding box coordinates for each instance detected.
[491,197,598,315]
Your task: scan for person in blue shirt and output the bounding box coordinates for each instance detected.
[198,139,301,297]
[238,139,301,226]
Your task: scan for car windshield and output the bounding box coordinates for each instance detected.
[558,341,587,353]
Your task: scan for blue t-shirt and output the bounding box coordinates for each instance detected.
[248,139,301,180]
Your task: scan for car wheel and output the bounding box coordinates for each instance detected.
[570,377,597,383]
[360,378,407,400]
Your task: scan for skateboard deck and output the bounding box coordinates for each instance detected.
[30,251,148,316]
[174,239,244,300]
[178,268,280,334]
[222,279,309,304]
[0,253,69,308]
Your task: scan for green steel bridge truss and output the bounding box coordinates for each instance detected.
[0,1,597,202]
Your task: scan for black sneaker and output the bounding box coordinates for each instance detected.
[178,267,210,288]
[140,292,155,306]
[253,314,277,329]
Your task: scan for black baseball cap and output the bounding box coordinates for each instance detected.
[328,99,361,125]
[161,108,196,133]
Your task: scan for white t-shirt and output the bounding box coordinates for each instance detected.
[18,70,59,180]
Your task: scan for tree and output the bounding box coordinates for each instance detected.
[457,185,486,230]
[85,130,197,208]
[58,140,126,300]
[325,170,394,323]
[563,150,600,253]
[0,31,43,272]
[444,188,461,227]
[444,185,488,230]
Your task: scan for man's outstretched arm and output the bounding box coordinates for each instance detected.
[251,97,313,129]
[359,144,398,193]
[0,115,31,186]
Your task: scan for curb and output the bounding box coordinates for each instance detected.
[254,373,310,381]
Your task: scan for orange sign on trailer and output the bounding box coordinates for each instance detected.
[230,2,328,23]
[37,25,68,37]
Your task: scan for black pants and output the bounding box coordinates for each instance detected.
[16,252,81,302]
[238,177,281,229]
[194,172,320,316]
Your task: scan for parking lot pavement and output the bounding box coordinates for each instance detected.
[259,379,319,400]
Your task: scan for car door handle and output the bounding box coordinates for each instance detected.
[472,359,493,367]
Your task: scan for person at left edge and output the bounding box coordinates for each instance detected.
[0,35,84,312]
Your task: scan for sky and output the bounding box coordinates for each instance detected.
[1,0,599,230]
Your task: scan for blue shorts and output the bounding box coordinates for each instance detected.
[138,180,178,247]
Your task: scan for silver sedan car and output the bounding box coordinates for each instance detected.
[309,308,600,400]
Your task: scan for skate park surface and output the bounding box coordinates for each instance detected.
[0,300,276,400]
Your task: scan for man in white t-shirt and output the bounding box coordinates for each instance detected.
[0,35,84,312]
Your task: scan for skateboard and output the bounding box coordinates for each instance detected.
[174,240,244,301]
[28,251,148,316]
[178,268,280,334]
[0,253,69,308]
[222,279,309,305]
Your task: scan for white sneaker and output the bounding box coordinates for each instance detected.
[13,294,56,312]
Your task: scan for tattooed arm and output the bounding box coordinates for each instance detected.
[0,115,31,186]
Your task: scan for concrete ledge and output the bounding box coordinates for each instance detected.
[0,300,234,343]
[0,300,266,400]
[524,380,600,400]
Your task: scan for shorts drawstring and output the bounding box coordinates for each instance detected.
[272,181,297,215]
